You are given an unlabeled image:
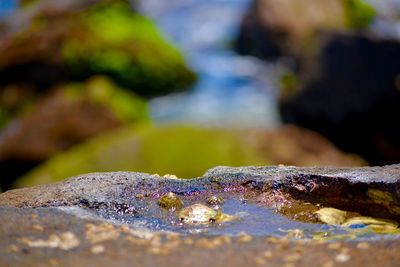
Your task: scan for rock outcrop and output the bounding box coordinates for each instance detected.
[280,33,400,165]
[235,0,399,165]
[0,0,195,97]
[1,165,400,266]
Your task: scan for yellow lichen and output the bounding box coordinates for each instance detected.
[367,189,394,205]
[315,208,347,225]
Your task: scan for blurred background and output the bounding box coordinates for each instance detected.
[0,0,399,190]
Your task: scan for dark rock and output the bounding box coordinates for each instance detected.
[280,33,400,165]
[234,3,284,60]
[234,0,348,60]
[1,165,400,266]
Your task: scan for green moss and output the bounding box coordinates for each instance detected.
[15,125,266,187]
[0,108,10,129]
[343,0,376,29]
[62,76,149,123]
[61,2,196,96]
[279,70,297,98]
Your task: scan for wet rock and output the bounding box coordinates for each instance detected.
[1,165,400,266]
[2,164,400,219]
[0,76,148,189]
[280,32,400,165]
[14,125,365,188]
[0,0,195,97]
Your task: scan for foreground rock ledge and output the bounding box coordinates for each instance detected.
[1,165,400,267]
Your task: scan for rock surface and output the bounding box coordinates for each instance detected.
[1,165,400,266]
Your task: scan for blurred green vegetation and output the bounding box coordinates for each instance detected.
[0,0,196,129]
[62,2,196,96]
[279,70,297,98]
[15,125,266,187]
[0,109,9,129]
[63,76,149,123]
[343,0,376,29]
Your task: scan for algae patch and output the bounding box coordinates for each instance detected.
[315,207,400,237]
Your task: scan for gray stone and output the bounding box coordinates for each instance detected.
[1,165,400,266]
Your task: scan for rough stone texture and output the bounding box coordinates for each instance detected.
[1,165,400,266]
[2,165,400,212]
[2,205,400,267]
[1,205,400,267]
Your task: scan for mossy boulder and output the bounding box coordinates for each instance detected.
[15,126,266,187]
[0,76,148,189]
[15,125,365,188]
[0,0,196,97]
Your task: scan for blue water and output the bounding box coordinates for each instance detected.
[138,0,282,128]
[77,197,340,238]
[0,0,18,17]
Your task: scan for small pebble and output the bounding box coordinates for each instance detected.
[335,253,350,263]
[284,253,301,262]
[91,245,105,254]
[263,250,273,259]
[328,242,342,250]
[158,192,183,211]
[321,261,335,267]
[206,196,224,206]
[238,232,252,243]
[8,245,19,253]
[163,174,178,179]
[49,259,59,266]
[32,224,44,232]
[357,242,370,249]
[254,257,266,266]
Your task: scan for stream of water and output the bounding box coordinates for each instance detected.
[138,0,282,128]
